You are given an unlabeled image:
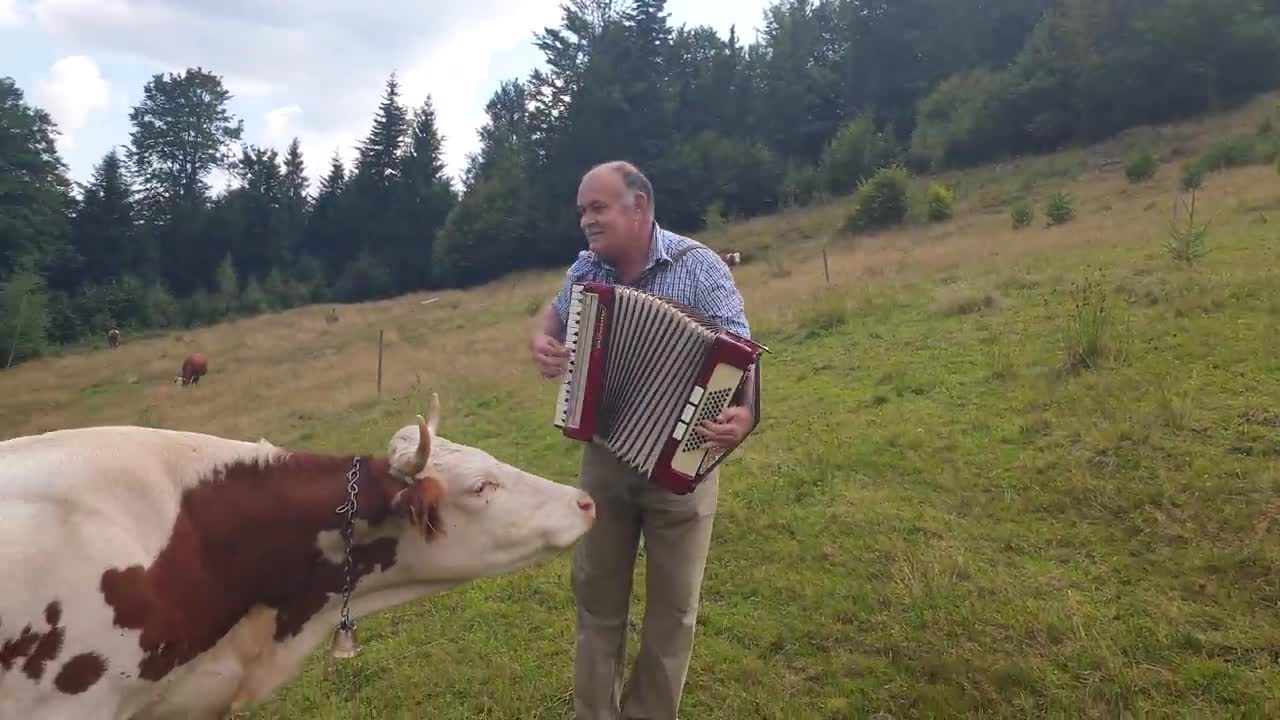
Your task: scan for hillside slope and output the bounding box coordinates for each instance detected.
[3,95,1280,717]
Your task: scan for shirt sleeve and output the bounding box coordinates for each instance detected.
[551,252,595,327]
[695,252,751,338]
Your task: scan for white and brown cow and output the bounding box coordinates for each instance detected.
[0,394,595,719]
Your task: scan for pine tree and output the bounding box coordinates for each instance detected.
[282,138,309,215]
[464,79,532,190]
[302,152,351,273]
[0,77,74,280]
[389,96,457,292]
[352,73,410,194]
[70,147,143,284]
[279,137,309,261]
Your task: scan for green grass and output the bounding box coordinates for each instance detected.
[6,96,1280,719]
[243,215,1278,716]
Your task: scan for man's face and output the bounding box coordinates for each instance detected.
[577,169,644,260]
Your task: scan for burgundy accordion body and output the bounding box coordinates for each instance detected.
[553,280,767,494]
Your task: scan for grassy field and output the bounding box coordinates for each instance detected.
[3,94,1280,718]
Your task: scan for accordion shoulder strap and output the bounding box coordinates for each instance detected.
[667,242,717,265]
[633,242,714,286]
[644,240,765,438]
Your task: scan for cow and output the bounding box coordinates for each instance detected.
[107,329,120,349]
[0,393,596,719]
[174,353,207,386]
[719,251,741,267]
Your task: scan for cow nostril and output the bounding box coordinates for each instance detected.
[577,494,596,519]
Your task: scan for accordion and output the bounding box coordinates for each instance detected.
[553,281,767,494]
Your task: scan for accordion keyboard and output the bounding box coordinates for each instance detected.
[553,287,595,430]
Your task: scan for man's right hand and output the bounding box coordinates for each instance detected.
[531,333,570,378]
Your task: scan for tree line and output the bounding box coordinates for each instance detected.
[3,0,1279,366]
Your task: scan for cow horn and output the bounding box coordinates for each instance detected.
[391,413,432,479]
[427,392,440,434]
[410,413,431,476]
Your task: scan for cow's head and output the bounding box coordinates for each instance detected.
[380,394,595,582]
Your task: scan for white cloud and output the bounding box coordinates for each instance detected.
[398,3,558,183]
[262,105,301,147]
[28,0,533,183]
[34,55,111,154]
[28,0,773,188]
[0,0,24,26]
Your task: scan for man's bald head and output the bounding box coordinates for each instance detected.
[583,161,655,218]
[576,160,657,263]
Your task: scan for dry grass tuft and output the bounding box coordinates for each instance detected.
[932,283,1003,316]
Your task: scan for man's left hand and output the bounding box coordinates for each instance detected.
[697,406,753,451]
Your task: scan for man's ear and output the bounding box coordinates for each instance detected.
[634,192,650,222]
[391,476,445,539]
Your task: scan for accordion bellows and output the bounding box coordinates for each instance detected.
[554,281,767,494]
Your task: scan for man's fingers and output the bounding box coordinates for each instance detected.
[698,422,733,442]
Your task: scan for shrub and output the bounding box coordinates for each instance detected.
[240,276,271,314]
[1198,136,1258,173]
[183,289,218,328]
[1125,147,1157,183]
[1181,163,1204,191]
[1165,188,1211,266]
[780,162,822,208]
[1045,191,1075,226]
[845,165,912,234]
[142,282,180,329]
[703,200,727,230]
[820,114,898,195]
[0,270,51,365]
[1011,202,1034,229]
[926,182,955,222]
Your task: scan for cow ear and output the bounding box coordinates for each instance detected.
[391,477,444,540]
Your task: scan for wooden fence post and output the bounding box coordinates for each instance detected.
[5,291,29,370]
[377,329,384,398]
[822,247,831,285]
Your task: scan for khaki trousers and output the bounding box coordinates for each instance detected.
[571,443,720,720]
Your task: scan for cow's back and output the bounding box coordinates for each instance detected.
[0,426,282,719]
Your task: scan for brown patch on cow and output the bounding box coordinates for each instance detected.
[54,652,108,694]
[1,601,65,679]
[1,625,40,671]
[99,451,444,682]
[23,602,65,680]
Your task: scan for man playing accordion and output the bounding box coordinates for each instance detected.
[529,160,756,720]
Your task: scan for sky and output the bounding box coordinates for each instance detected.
[1,0,774,194]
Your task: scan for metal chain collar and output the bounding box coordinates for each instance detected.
[333,457,361,633]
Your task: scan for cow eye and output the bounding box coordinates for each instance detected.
[471,479,493,495]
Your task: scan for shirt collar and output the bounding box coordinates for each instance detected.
[595,221,668,275]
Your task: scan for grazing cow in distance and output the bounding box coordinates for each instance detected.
[0,393,596,719]
[175,352,208,386]
[106,328,120,349]
[719,250,741,267]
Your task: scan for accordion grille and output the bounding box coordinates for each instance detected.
[597,287,717,476]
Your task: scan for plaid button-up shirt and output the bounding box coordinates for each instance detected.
[551,222,751,338]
